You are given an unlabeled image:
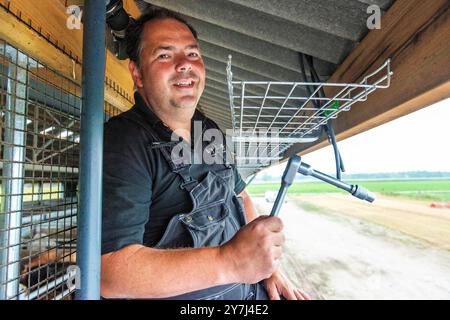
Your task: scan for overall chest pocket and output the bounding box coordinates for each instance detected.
[180,199,240,248]
[154,169,241,249]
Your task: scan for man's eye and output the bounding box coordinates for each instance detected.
[158,54,170,59]
[188,52,199,58]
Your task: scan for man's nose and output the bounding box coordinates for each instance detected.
[175,57,192,73]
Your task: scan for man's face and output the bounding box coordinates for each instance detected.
[131,18,205,113]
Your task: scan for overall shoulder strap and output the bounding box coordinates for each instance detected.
[121,108,197,191]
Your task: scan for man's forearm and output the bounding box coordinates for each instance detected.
[102,191,268,299]
[101,244,235,299]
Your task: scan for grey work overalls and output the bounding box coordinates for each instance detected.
[123,110,269,300]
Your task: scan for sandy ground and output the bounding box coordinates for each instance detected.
[297,193,450,250]
[253,196,450,300]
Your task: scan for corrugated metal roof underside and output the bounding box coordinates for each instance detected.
[135,0,395,177]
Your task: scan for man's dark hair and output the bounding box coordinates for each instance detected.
[126,9,198,67]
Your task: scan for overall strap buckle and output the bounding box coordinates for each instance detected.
[174,165,197,191]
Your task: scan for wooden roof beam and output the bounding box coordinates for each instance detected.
[0,0,138,112]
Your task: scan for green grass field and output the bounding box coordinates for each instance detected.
[247,179,450,202]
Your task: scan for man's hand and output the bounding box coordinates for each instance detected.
[264,270,311,300]
[219,215,284,284]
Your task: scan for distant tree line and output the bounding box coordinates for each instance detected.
[340,171,450,180]
[255,171,450,182]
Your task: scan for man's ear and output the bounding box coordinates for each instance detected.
[128,61,144,88]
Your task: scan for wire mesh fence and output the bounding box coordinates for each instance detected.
[0,39,122,300]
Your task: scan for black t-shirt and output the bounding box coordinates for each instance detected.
[102,93,246,255]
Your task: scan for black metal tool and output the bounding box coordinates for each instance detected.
[270,155,375,217]
[270,156,302,217]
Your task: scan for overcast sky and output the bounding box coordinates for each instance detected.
[263,98,450,176]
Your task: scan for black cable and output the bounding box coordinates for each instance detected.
[305,55,345,178]
[299,54,329,141]
[299,53,345,179]
[308,55,345,178]
[326,119,344,179]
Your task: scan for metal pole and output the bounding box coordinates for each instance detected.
[297,163,375,202]
[0,46,28,300]
[270,155,375,218]
[75,0,107,300]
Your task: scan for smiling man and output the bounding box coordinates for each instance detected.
[100,9,310,300]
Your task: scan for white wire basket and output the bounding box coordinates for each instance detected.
[226,55,393,169]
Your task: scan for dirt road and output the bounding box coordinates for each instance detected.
[297,193,450,250]
[253,196,450,300]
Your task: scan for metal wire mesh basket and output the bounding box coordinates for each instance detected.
[227,55,393,169]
